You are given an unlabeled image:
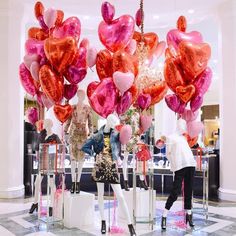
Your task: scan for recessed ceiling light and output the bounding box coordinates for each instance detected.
[188,9,195,14]
[153,15,160,19]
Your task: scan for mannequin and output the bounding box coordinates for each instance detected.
[65,89,93,194]
[161,118,196,230]
[29,119,61,215]
[122,146,130,191]
[82,114,136,236]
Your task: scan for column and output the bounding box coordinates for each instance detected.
[0,0,25,198]
[218,0,236,201]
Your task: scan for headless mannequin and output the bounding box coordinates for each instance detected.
[29,119,60,215]
[97,114,135,235]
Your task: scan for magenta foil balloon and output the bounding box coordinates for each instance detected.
[190,94,203,112]
[137,93,151,110]
[101,1,115,24]
[64,84,78,100]
[26,107,39,125]
[165,94,186,114]
[116,91,132,115]
[25,39,45,58]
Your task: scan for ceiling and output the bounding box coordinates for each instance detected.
[21,0,225,105]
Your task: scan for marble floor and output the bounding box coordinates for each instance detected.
[0,195,236,236]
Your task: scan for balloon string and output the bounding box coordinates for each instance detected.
[140,0,144,38]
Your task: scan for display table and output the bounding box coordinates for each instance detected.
[64,191,95,229]
[117,188,156,220]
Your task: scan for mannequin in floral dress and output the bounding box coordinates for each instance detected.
[65,90,93,194]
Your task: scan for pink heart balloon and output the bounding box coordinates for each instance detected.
[120,125,132,145]
[87,77,118,118]
[165,94,186,114]
[87,46,97,68]
[24,54,40,70]
[187,121,204,138]
[101,1,115,24]
[19,63,38,96]
[30,61,40,80]
[64,84,78,100]
[113,71,134,95]
[193,67,212,95]
[25,39,45,58]
[116,91,132,115]
[41,93,54,110]
[154,41,166,59]
[43,8,57,29]
[79,38,90,50]
[98,15,135,52]
[190,93,203,112]
[181,109,199,122]
[53,17,81,41]
[36,91,44,106]
[167,29,203,50]
[137,93,151,110]
[140,114,152,133]
[124,39,137,55]
[26,107,39,125]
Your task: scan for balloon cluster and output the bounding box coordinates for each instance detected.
[164,16,212,114]
[19,2,96,123]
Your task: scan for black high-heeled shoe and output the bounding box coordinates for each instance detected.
[140,180,148,190]
[186,213,195,227]
[76,182,80,194]
[128,224,136,236]
[161,216,167,230]
[101,220,106,234]
[124,180,130,191]
[29,203,38,214]
[70,182,75,194]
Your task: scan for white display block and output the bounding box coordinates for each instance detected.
[117,188,156,220]
[64,191,95,228]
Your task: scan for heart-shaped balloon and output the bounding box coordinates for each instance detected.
[64,84,78,100]
[193,67,212,95]
[187,121,204,138]
[135,9,142,27]
[39,65,64,103]
[124,39,137,55]
[133,31,158,57]
[26,107,39,125]
[140,114,152,133]
[53,104,73,123]
[113,50,139,77]
[25,39,45,58]
[87,77,118,118]
[87,46,97,68]
[165,94,186,114]
[96,49,113,80]
[34,1,44,20]
[43,8,57,28]
[101,1,115,24]
[183,133,198,147]
[36,91,44,106]
[53,17,81,41]
[19,63,38,96]
[55,10,64,26]
[143,81,168,105]
[98,15,135,53]
[116,91,132,115]
[164,57,185,92]
[120,125,132,145]
[177,16,187,32]
[190,93,203,112]
[137,93,151,110]
[128,84,139,104]
[44,36,77,74]
[80,38,90,50]
[176,85,195,103]
[154,41,166,59]
[181,109,199,122]
[28,27,49,41]
[113,71,134,95]
[179,41,211,79]
[30,61,40,81]
[41,92,54,110]
[167,29,203,50]
[24,54,40,70]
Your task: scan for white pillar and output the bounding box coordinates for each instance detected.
[218,0,236,201]
[0,0,24,198]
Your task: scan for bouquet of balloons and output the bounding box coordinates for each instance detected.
[19,2,96,123]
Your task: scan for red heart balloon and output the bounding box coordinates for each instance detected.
[44,36,77,74]
[39,65,64,104]
[53,104,73,123]
[96,49,113,80]
[128,84,139,104]
[143,81,168,105]
[176,85,196,103]
[28,27,48,41]
[98,15,135,52]
[179,41,211,79]
[133,31,158,57]
[87,77,118,118]
[164,57,185,92]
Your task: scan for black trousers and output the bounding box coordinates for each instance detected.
[165,167,195,210]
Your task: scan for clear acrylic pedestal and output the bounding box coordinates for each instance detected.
[37,143,66,230]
